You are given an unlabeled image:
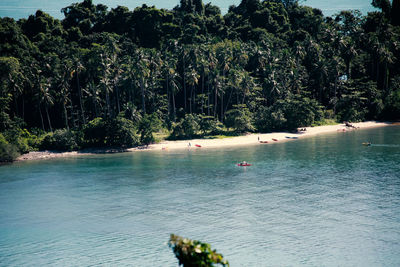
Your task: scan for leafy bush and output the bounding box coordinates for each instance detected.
[138,113,162,146]
[382,87,400,120]
[336,80,368,122]
[168,234,229,267]
[199,115,224,135]
[108,116,140,147]
[82,117,139,148]
[255,95,323,132]
[40,129,79,151]
[224,104,255,133]
[170,114,200,139]
[3,128,36,154]
[0,133,19,162]
[81,117,107,147]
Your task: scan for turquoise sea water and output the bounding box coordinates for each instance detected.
[0,0,377,20]
[0,126,400,266]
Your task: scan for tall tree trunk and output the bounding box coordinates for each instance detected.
[201,74,204,114]
[76,72,86,124]
[220,93,224,122]
[22,95,25,120]
[189,85,193,114]
[38,102,45,131]
[14,97,19,117]
[115,84,121,114]
[172,90,176,121]
[140,77,146,115]
[376,60,380,83]
[183,56,187,111]
[384,62,388,92]
[207,75,210,116]
[45,104,52,132]
[193,85,196,113]
[214,83,217,118]
[106,89,111,119]
[69,99,76,128]
[224,87,233,115]
[92,96,99,118]
[63,101,69,130]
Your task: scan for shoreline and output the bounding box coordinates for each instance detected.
[15,121,394,162]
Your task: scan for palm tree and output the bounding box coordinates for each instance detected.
[340,37,357,79]
[99,52,114,118]
[72,56,86,125]
[85,81,101,118]
[185,66,200,113]
[56,62,73,129]
[135,49,151,115]
[35,76,54,132]
[378,44,395,92]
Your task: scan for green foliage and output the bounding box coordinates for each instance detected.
[224,104,254,133]
[82,117,107,147]
[40,129,79,151]
[0,133,20,162]
[336,80,369,122]
[3,127,37,154]
[169,234,229,267]
[82,117,139,148]
[108,116,140,147]
[1,0,400,157]
[170,114,200,139]
[0,143,19,162]
[198,115,224,135]
[382,83,400,120]
[138,113,161,146]
[255,95,323,131]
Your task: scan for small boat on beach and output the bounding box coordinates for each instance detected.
[272,138,278,141]
[237,161,252,166]
[285,136,299,139]
[259,141,268,144]
[195,144,202,147]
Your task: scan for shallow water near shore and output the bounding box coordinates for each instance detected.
[1,126,400,266]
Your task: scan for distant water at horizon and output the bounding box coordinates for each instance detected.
[1,126,400,266]
[0,0,378,20]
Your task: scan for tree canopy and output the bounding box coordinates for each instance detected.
[1,0,400,162]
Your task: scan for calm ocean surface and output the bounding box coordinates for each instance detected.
[0,0,378,20]
[0,126,400,266]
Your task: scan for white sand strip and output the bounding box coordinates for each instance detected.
[16,121,393,161]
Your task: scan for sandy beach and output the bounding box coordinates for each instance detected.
[16,121,393,161]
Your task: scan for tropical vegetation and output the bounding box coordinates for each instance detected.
[1,0,400,162]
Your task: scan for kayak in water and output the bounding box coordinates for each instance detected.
[237,161,252,166]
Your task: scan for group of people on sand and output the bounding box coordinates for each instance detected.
[344,121,359,129]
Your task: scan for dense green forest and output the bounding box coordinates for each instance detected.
[1,0,400,161]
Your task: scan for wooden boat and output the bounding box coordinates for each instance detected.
[259,141,268,143]
[272,138,278,141]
